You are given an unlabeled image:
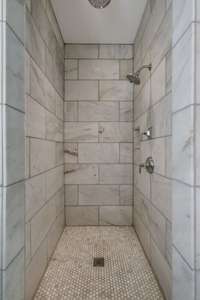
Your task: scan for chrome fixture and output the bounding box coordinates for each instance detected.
[127,64,152,85]
[143,127,152,139]
[88,0,111,9]
[139,157,154,174]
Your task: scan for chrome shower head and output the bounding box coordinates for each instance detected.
[88,0,111,9]
[127,64,152,85]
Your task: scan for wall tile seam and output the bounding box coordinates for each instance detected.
[64,58,133,62]
[5,20,25,47]
[0,246,24,272]
[29,164,64,180]
[172,244,197,272]
[1,102,25,115]
[29,5,64,58]
[25,186,64,223]
[26,94,64,122]
[172,21,197,49]
[27,136,64,144]
[25,48,64,100]
[172,103,196,116]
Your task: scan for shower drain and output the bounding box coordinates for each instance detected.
[93,257,104,267]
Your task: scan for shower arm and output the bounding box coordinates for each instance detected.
[135,64,152,76]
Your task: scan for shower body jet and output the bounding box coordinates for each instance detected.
[127,64,152,85]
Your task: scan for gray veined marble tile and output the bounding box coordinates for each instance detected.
[26,173,46,222]
[100,81,133,101]
[64,143,78,163]
[30,59,46,108]
[65,81,98,101]
[2,182,25,268]
[2,250,24,300]
[64,102,78,122]
[79,60,119,80]
[119,60,133,80]
[172,25,194,112]
[6,25,25,111]
[79,143,119,163]
[100,164,132,184]
[78,101,119,122]
[172,106,194,185]
[65,185,78,206]
[65,44,98,59]
[79,185,119,206]
[45,111,63,142]
[66,206,98,226]
[99,45,133,59]
[151,58,166,106]
[119,185,133,206]
[65,59,78,80]
[100,206,132,225]
[120,101,133,121]
[99,122,132,143]
[46,165,64,201]
[120,143,133,163]
[3,106,25,185]
[64,122,98,143]
[6,0,25,43]
[172,247,195,300]
[65,164,98,185]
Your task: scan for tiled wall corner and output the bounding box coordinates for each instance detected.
[133,1,172,299]
[24,0,65,299]
[64,44,134,226]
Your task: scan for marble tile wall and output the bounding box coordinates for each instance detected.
[24,1,65,299]
[64,44,133,226]
[133,1,172,299]
[172,0,200,299]
[0,0,26,299]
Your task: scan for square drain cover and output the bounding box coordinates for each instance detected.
[93,257,104,267]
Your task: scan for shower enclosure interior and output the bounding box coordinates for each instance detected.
[0,0,200,299]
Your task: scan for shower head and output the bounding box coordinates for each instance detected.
[127,64,152,85]
[88,0,111,9]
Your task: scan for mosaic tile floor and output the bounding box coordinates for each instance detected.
[34,227,164,300]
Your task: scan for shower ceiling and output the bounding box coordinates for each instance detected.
[51,0,147,44]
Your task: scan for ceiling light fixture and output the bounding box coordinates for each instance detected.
[88,0,111,9]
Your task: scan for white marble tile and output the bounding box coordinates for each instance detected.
[25,222,31,266]
[4,106,25,185]
[172,107,194,185]
[65,44,98,59]
[119,185,132,206]
[134,165,151,200]
[64,122,98,143]
[149,205,166,255]
[173,182,194,268]
[65,80,98,101]
[99,45,133,59]
[172,247,195,300]
[196,188,200,269]
[66,206,98,226]
[26,95,45,138]
[6,25,25,111]
[120,101,133,121]
[172,25,194,112]
[195,106,200,185]
[166,221,172,268]
[30,59,46,108]
[65,164,98,185]
[25,239,48,300]
[26,173,46,222]
[46,165,64,201]
[25,51,30,95]
[100,206,132,225]
[134,80,150,119]
[150,239,172,300]
[151,58,166,106]
[65,185,78,206]
[99,122,132,142]
[151,174,171,221]
[6,0,25,42]
[79,185,119,206]
[2,250,24,300]
[2,182,25,268]
[134,212,151,259]
[45,111,63,142]
[120,143,133,163]
[173,0,195,45]
[100,81,133,101]
[196,23,200,103]
[30,139,56,176]
[134,187,150,229]
[65,59,78,80]
[151,138,166,176]
[100,164,132,184]
[79,60,119,80]
[79,143,119,163]
[55,142,64,166]
[64,143,78,163]
[78,101,119,122]
[64,102,78,121]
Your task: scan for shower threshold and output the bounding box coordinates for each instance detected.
[34,226,164,300]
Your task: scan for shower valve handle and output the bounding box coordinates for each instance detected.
[139,157,154,174]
